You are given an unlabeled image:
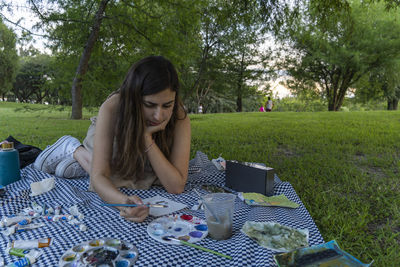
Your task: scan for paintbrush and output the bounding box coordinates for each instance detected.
[193,188,220,223]
[163,236,232,260]
[101,203,168,208]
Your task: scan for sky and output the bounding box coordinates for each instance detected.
[269,78,292,98]
[1,0,47,52]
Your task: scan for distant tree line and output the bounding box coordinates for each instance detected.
[0,0,399,117]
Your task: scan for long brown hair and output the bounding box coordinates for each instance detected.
[112,56,186,179]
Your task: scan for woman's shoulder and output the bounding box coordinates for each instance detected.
[98,92,120,119]
[176,105,190,122]
[175,106,190,132]
[101,92,120,109]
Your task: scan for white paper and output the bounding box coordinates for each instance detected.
[30,178,55,196]
[142,195,187,217]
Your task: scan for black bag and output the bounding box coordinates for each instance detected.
[5,136,42,169]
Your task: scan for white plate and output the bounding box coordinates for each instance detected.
[147,214,208,245]
[58,238,138,267]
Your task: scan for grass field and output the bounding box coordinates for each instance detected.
[1,102,399,265]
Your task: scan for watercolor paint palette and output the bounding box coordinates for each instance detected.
[58,238,139,267]
[147,214,208,245]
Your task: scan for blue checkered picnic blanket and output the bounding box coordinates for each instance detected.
[0,151,324,266]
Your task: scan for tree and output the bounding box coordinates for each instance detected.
[70,0,110,119]
[354,59,400,110]
[184,0,271,113]
[222,23,267,112]
[0,18,18,100]
[30,0,203,117]
[13,54,53,103]
[276,0,400,111]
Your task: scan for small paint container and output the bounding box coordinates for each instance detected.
[47,207,54,214]
[32,202,43,213]
[74,224,87,231]
[55,206,62,215]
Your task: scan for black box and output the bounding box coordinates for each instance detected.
[225,160,275,196]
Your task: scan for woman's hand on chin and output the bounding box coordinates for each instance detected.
[145,119,169,135]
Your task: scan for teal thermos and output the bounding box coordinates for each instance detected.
[0,142,21,186]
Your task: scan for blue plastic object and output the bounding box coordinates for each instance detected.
[0,147,21,186]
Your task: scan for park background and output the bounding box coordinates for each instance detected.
[1,0,400,265]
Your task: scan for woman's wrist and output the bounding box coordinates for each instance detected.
[144,134,154,153]
[144,133,153,144]
[145,140,154,153]
[144,134,154,147]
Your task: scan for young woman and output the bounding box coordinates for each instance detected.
[33,56,191,222]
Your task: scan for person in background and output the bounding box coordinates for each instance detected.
[259,106,265,112]
[265,97,274,112]
[33,56,191,222]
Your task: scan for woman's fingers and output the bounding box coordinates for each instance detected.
[120,207,148,222]
[128,195,144,205]
[119,195,149,222]
[145,119,169,135]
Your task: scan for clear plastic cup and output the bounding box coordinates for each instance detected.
[203,193,236,240]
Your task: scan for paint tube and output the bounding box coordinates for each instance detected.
[31,202,43,213]
[69,205,85,220]
[8,238,52,249]
[18,208,34,216]
[55,205,61,215]
[8,248,30,257]
[2,225,16,236]
[41,204,46,215]
[61,214,74,220]
[48,214,73,222]
[69,205,79,215]
[0,216,32,227]
[69,219,80,225]
[47,207,54,214]
[15,223,45,233]
[17,218,32,226]
[6,250,42,267]
[74,223,87,231]
[1,223,44,236]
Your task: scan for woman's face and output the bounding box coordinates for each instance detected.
[142,88,176,127]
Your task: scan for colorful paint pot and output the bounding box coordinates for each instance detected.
[189,231,203,238]
[89,239,104,247]
[116,259,130,267]
[195,224,208,231]
[72,245,85,253]
[58,238,138,267]
[106,239,121,247]
[147,214,208,245]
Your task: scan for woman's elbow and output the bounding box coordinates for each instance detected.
[166,179,186,194]
[166,185,185,194]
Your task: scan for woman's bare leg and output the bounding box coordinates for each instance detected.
[73,146,92,173]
